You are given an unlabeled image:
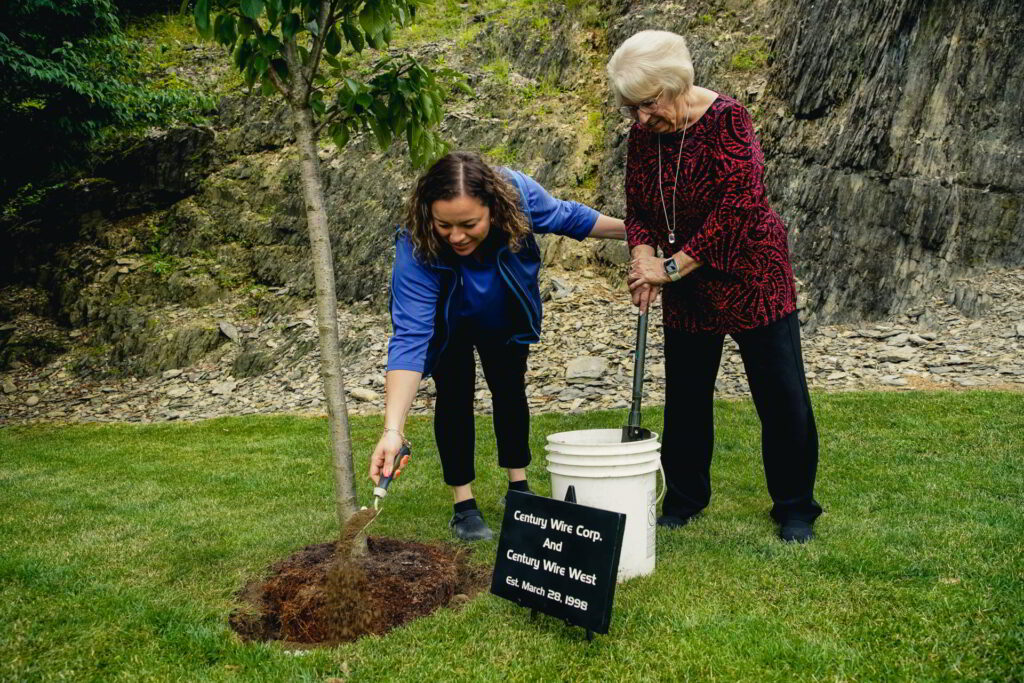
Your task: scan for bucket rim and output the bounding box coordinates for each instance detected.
[546,427,660,446]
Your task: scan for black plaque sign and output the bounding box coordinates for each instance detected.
[490,490,626,634]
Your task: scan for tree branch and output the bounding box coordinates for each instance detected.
[248,19,293,102]
[267,62,291,100]
[304,0,338,93]
[314,108,349,137]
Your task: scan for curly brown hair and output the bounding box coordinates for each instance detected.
[404,151,530,261]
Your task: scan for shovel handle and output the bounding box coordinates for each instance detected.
[627,312,649,429]
[376,444,411,495]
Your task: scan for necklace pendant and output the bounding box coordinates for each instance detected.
[668,232,676,244]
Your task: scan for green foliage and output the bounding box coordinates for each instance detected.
[482,143,517,166]
[730,36,772,71]
[0,0,213,201]
[194,0,469,168]
[482,56,511,85]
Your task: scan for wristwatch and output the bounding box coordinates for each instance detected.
[663,256,683,282]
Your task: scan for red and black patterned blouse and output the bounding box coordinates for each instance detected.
[625,93,796,335]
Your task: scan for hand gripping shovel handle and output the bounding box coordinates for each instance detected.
[623,312,652,442]
[373,444,411,502]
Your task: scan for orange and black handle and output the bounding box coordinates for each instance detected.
[373,444,411,501]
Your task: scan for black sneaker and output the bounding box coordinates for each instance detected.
[779,520,814,543]
[450,509,494,541]
[656,514,695,529]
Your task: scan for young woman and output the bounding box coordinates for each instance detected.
[368,151,625,541]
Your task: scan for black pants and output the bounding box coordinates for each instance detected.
[432,325,532,487]
[661,312,822,524]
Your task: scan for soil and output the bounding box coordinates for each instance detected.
[229,536,491,646]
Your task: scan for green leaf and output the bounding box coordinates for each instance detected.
[233,39,252,70]
[265,0,283,25]
[368,116,392,151]
[261,74,276,96]
[355,93,372,109]
[325,26,341,55]
[323,53,341,69]
[419,90,433,123]
[252,54,269,74]
[193,0,211,35]
[244,65,259,88]
[258,34,284,55]
[240,0,264,20]
[359,1,379,36]
[214,13,237,47]
[281,13,301,40]
[330,123,350,149]
[341,20,364,53]
[310,90,324,113]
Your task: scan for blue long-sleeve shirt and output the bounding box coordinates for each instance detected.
[387,169,599,374]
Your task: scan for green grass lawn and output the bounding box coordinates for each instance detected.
[2,391,1022,681]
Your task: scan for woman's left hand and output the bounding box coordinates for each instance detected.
[628,255,671,289]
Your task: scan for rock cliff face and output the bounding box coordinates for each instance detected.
[1,0,1022,377]
[762,0,1024,322]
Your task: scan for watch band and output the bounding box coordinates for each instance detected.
[663,256,683,282]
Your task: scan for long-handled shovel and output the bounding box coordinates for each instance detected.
[622,312,653,442]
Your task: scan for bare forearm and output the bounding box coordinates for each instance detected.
[588,214,626,240]
[383,369,421,432]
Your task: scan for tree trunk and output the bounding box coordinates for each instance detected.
[291,103,360,534]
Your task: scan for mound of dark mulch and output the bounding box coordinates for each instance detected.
[230,537,491,645]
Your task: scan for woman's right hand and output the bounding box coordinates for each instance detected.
[369,429,406,485]
[631,282,661,314]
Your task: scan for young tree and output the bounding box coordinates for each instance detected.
[192,0,457,533]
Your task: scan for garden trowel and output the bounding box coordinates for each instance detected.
[372,444,411,510]
[338,444,411,548]
[622,312,653,442]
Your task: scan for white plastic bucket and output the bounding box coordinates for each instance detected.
[545,428,662,582]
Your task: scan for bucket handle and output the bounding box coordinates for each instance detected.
[656,459,666,506]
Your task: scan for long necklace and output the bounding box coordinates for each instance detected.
[657,104,688,245]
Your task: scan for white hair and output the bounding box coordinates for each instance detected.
[606,30,694,105]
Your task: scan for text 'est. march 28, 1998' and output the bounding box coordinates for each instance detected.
[490,490,626,634]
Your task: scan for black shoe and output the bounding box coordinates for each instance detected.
[450,509,494,541]
[499,485,533,508]
[656,514,694,529]
[779,520,814,543]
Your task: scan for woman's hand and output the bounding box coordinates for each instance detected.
[628,254,672,288]
[631,282,661,314]
[369,429,406,484]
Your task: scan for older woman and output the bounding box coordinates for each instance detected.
[607,30,822,542]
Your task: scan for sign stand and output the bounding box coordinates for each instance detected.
[491,485,626,641]
[526,487,595,640]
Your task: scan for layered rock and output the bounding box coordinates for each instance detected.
[763,0,1024,322]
